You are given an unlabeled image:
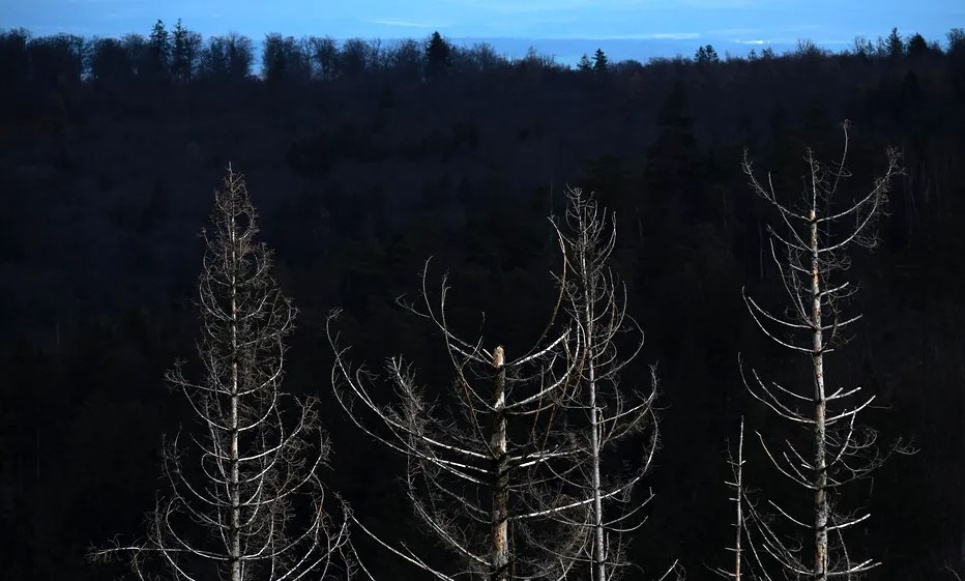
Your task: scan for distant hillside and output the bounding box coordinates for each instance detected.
[449,36,801,65]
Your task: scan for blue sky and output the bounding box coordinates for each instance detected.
[2,0,962,60]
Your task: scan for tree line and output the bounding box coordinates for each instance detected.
[1,20,963,89]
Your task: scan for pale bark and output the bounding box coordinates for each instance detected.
[548,188,660,581]
[739,121,907,580]
[713,417,750,581]
[328,260,590,581]
[91,165,351,581]
[492,355,510,581]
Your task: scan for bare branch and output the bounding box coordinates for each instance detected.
[91,166,352,581]
[739,123,905,581]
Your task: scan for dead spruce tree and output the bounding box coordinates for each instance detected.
[91,166,351,581]
[546,188,660,581]
[712,417,772,581]
[739,121,905,580]
[327,262,594,580]
[714,418,748,581]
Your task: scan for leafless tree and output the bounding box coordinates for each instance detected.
[327,261,596,580]
[739,121,907,580]
[545,188,661,581]
[91,166,351,581]
[713,418,748,581]
[712,417,775,581]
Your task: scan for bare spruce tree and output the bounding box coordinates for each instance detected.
[91,166,351,581]
[327,267,593,581]
[713,417,774,581]
[713,418,747,581]
[546,188,660,581]
[739,121,905,580]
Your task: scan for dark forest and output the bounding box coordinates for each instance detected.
[0,20,964,581]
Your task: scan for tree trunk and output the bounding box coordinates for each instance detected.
[230,210,242,581]
[492,351,510,581]
[734,418,745,581]
[589,362,606,581]
[810,206,829,581]
[582,231,607,581]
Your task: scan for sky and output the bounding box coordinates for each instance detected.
[2,0,962,63]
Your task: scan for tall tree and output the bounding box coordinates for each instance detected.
[550,188,661,581]
[338,38,371,79]
[146,19,171,80]
[307,35,339,80]
[26,33,85,88]
[0,28,30,89]
[739,121,906,580]
[91,166,351,581]
[199,33,254,80]
[425,31,453,78]
[328,263,591,581]
[387,38,423,81]
[171,19,202,83]
[90,37,134,84]
[886,27,904,58]
[695,44,720,64]
[122,33,149,77]
[592,48,608,73]
[905,33,931,59]
[577,54,593,72]
[262,33,311,84]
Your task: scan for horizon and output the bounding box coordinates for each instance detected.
[2,0,962,65]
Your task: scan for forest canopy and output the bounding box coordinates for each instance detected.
[0,18,963,581]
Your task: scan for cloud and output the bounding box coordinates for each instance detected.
[709,27,763,36]
[464,0,591,12]
[371,19,440,28]
[25,23,97,34]
[597,32,701,39]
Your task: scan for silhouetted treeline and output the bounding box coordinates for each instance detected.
[2,20,963,89]
[1,19,964,581]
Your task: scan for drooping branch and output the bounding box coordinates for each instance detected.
[328,256,592,581]
[738,121,910,581]
[91,166,352,581]
[542,187,661,581]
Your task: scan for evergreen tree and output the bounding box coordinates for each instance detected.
[146,19,171,80]
[887,27,904,57]
[170,19,201,83]
[695,44,719,63]
[592,48,608,72]
[424,31,452,77]
[577,53,592,72]
[906,32,929,58]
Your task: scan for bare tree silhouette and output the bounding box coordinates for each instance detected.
[328,259,591,581]
[91,166,351,581]
[545,187,662,581]
[738,121,909,580]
